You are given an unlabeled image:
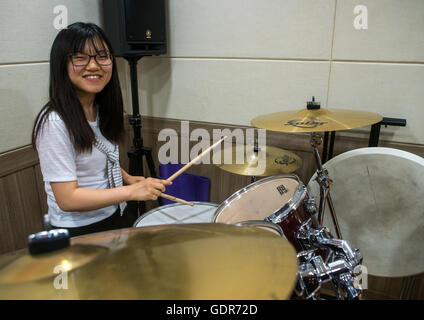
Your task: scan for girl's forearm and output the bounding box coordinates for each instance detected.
[56,184,132,212]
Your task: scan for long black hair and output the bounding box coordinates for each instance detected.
[32,22,124,153]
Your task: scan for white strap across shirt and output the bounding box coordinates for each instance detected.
[94,137,127,214]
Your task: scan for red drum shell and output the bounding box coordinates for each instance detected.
[213,174,314,251]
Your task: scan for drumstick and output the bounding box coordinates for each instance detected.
[160,193,194,206]
[166,136,228,182]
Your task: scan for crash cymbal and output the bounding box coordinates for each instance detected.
[214,145,302,176]
[251,107,382,133]
[0,223,298,299]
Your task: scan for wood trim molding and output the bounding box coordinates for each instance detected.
[0,146,39,178]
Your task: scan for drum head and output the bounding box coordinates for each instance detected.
[213,174,302,224]
[308,147,424,277]
[134,202,218,227]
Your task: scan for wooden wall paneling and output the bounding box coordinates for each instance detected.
[0,169,43,254]
[411,274,424,299]
[17,167,44,233]
[0,177,16,254]
[364,276,404,299]
[1,174,27,253]
[34,164,48,216]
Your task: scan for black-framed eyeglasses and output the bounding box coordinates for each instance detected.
[69,52,113,67]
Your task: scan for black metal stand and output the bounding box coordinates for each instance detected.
[322,117,407,161]
[124,55,157,218]
[368,117,407,147]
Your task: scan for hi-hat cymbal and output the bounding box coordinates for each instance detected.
[251,108,383,133]
[214,145,302,176]
[0,223,298,299]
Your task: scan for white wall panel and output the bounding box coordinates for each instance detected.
[328,62,424,144]
[0,0,102,64]
[0,64,49,153]
[333,0,424,62]
[167,0,335,59]
[138,57,330,126]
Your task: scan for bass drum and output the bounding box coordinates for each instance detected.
[307,147,424,278]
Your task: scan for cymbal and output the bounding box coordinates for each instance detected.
[214,145,302,176]
[0,223,298,299]
[251,108,383,133]
[0,245,107,284]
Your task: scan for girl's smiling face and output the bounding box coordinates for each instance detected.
[67,38,113,98]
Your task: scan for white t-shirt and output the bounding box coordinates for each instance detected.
[36,111,118,227]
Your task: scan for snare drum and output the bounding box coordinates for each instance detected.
[134,202,218,227]
[213,174,316,251]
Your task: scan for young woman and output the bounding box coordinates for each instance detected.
[32,22,171,237]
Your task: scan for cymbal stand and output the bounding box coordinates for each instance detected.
[251,137,259,183]
[310,133,343,239]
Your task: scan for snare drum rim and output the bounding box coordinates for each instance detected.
[133,201,219,227]
[212,174,307,224]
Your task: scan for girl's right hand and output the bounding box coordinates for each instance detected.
[128,177,172,201]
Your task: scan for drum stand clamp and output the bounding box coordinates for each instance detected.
[294,220,363,300]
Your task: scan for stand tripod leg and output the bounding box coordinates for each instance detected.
[127,148,144,219]
[144,147,157,178]
[124,55,159,219]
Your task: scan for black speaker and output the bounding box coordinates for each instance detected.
[102,0,167,57]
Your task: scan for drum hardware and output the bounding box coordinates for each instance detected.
[296,251,359,300]
[296,248,363,300]
[368,117,407,147]
[213,174,363,300]
[322,117,406,163]
[250,137,259,183]
[310,133,342,239]
[295,220,362,266]
[294,220,363,300]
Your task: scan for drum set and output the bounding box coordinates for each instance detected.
[1,99,423,300]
